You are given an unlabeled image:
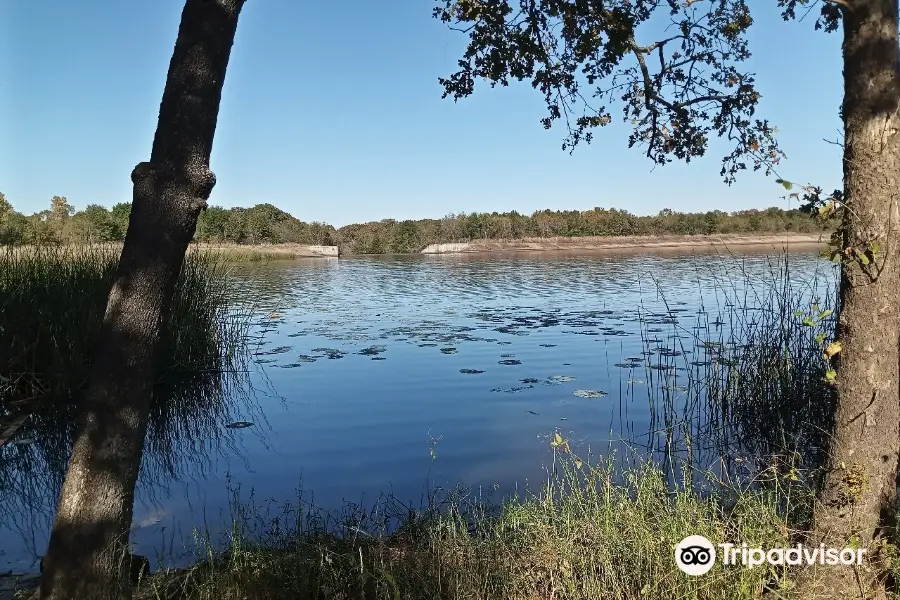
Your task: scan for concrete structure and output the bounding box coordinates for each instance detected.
[304,245,339,257]
[420,243,472,254]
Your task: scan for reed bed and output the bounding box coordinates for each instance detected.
[138,456,795,600]
[0,244,259,554]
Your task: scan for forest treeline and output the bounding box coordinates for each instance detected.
[0,192,831,254]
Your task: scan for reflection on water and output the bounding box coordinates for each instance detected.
[0,248,836,572]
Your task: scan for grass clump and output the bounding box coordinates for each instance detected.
[196,245,301,262]
[0,244,255,524]
[140,455,794,600]
[0,244,247,410]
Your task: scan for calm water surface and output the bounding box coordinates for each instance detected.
[0,249,835,571]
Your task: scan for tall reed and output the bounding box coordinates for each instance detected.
[0,244,257,550]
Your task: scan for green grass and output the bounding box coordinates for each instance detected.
[0,244,257,524]
[195,245,301,262]
[137,456,797,600]
[0,244,249,411]
[616,253,837,493]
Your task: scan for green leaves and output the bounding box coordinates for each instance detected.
[776,179,793,190]
[435,0,784,183]
[797,301,840,385]
[817,200,835,218]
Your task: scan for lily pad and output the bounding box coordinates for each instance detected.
[459,368,485,374]
[357,345,387,356]
[548,375,576,383]
[225,421,254,429]
[658,349,683,357]
[573,389,607,398]
[254,346,292,356]
[539,343,557,348]
[498,359,522,365]
[440,347,458,355]
[520,378,540,384]
[491,385,534,393]
[312,348,346,359]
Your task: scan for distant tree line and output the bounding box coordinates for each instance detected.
[0,192,831,254]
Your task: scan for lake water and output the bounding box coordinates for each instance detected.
[0,247,836,572]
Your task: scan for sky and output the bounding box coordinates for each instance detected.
[2,0,844,227]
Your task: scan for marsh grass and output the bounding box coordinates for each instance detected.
[136,455,797,600]
[0,244,260,552]
[619,253,837,490]
[0,244,250,422]
[3,242,307,264]
[196,245,301,262]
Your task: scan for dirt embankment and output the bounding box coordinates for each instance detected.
[421,233,827,255]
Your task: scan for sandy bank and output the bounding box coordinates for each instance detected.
[421,233,827,255]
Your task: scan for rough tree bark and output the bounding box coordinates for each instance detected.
[803,2,900,598]
[39,1,246,599]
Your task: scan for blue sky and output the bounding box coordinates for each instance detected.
[2,0,843,227]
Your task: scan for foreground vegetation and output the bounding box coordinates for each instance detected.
[0,192,832,255]
[0,245,255,531]
[133,459,796,600]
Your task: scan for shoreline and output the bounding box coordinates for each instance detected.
[421,233,827,255]
[209,233,827,258]
[1,234,828,263]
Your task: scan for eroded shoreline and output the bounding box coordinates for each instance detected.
[420,233,827,255]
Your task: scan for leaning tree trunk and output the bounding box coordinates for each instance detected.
[801,2,900,599]
[39,1,245,599]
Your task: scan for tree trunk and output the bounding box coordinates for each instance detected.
[802,2,900,598]
[38,1,245,599]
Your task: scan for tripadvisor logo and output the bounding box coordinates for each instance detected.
[674,535,868,576]
[675,535,717,576]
